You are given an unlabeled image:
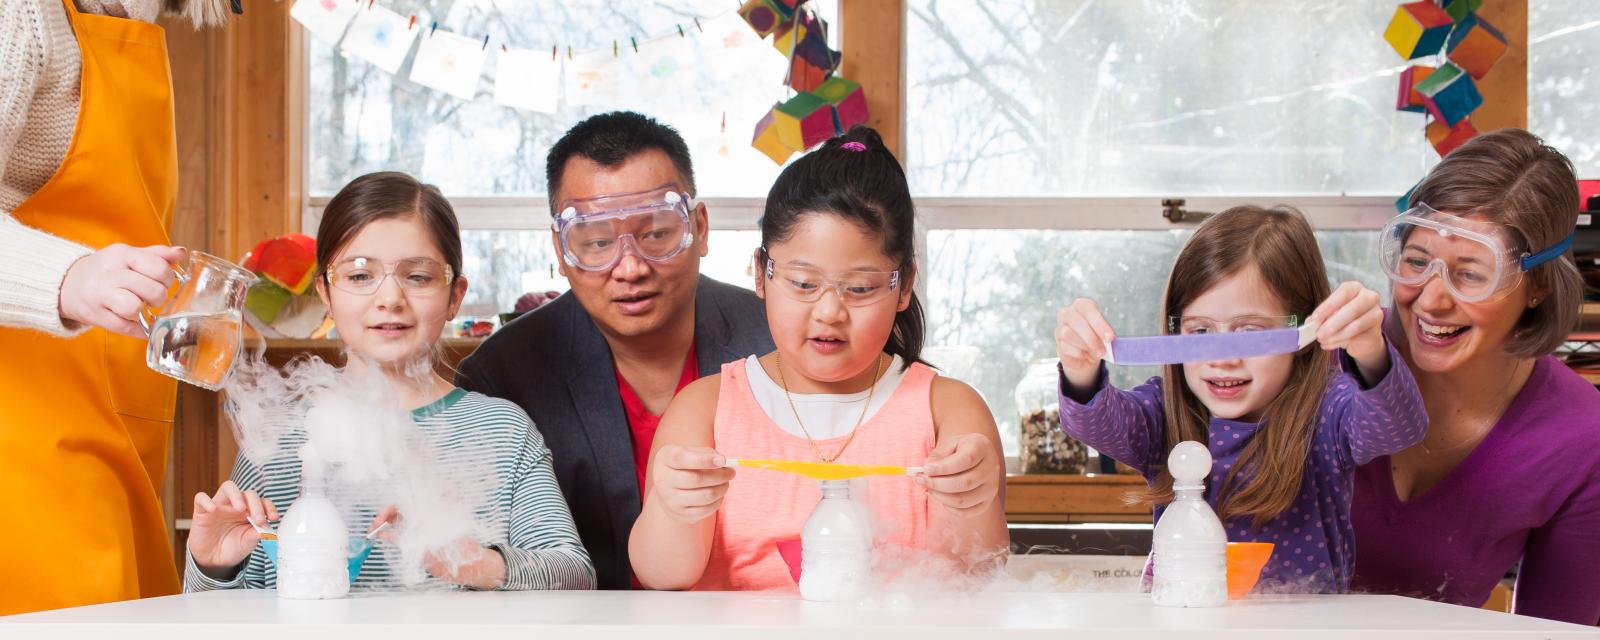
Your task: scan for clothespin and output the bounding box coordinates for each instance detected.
[429,21,438,36]
[677,24,685,38]
[720,111,726,133]
[567,46,573,60]
[482,34,490,50]
[612,41,619,57]
[630,37,638,53]
[501,44,508,53]
[551,45,558,61]
[407,15,416,30]
[694,17,703,32]
[366,0,373,9]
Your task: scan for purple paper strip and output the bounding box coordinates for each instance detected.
[1109,328,1302,365]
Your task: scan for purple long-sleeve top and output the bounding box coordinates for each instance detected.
[1351,355,1600,625]
[1058,341,1427,593]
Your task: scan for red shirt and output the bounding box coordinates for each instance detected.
[615,344,699,495]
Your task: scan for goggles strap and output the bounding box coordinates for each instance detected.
[1519,231,1575,271]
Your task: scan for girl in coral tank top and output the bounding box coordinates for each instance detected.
[628,128,1009,591]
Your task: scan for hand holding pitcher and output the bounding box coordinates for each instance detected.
[138,250,257,390]
[58,244,187,338]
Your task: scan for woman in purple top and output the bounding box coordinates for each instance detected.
[1351,129,1600,625]
[1054,206,1427,593]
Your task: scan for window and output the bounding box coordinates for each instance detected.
[1530,0,1600,178]
[905,0,1433,197]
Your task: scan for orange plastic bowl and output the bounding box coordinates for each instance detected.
[1226,542,1274,599]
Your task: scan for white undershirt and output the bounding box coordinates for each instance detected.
[744,354,907,440]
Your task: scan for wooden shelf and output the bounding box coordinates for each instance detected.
[1004,473,1147,524]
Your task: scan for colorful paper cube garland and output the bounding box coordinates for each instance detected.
[1385,0,1507,158]
[741,0,869,164]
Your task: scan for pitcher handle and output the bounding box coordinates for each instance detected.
[138,262,192,336]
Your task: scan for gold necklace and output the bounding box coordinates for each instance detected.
[773,351,884,463]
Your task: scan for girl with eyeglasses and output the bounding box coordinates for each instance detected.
[1053,205,1427,594]
[183,171,594,592]
[629,128,1009,591]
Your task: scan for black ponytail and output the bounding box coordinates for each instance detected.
[759,126,925,370]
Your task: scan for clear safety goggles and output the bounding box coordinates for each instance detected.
[760,248,901,307]
[1380,203,1573,303]
[554,184,696,272]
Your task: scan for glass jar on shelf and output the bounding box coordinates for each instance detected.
[1014,358,1088,474]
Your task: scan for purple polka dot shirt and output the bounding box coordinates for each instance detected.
[1058,340,1426,593]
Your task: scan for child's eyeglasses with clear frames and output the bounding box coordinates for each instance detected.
[1168,314,1299,335]
[326,257,455,296]
[760,250,900,307]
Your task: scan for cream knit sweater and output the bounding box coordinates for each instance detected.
[0,0,161,337]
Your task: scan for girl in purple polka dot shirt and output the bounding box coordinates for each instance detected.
[1053,206,1427,594]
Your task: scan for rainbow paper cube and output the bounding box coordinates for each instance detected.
[752,108,797,165]
[1446,13,1508,79]
[770,17,807,56]
[241,233,317,294]
[774,92,834,150]
[1384,1,1454,60]
[788,57,830,93]
[1415,62,1481,127]
[1439,0,1482,22]
[812,76,869,132]
[1426,117,1478,157]
[738,0,786,38]
[1396,65,1435,113]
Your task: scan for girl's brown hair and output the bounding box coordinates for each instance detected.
[1132,205,1332,528]
[315,171,462,285]
[1406,128,1582,358]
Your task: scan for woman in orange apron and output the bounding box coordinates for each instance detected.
[0,0,232,615]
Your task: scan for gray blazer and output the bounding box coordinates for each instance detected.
[456,275,774,589]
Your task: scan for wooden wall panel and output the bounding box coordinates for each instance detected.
[841,0,905,158]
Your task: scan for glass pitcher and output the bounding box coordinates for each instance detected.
[139,250,257,390]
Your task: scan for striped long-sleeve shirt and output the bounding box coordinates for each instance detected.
[184,388,596,591]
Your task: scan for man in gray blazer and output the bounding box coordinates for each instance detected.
[457,112,773,589]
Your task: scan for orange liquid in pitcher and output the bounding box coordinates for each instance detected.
[146,311,242,389]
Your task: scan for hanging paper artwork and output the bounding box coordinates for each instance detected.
[626,35,696,108]
[1445,13,1508,79]
[492,47,560,114]
[1439,0,1483,22]
[1384,0,1506,159]
[1415,61,1482,128]
[1383,1,1454,60]
[341,3,419,74]
[739,0,870,164]
[410,29,490,101]
[289,0,361,46]
[1395,65,1435,113]
[1425,117,1479,157]
[565,49,624,108]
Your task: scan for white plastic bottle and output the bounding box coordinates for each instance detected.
[276,476,350,599]
[799,479,872,602]
[1151,440,1227,608]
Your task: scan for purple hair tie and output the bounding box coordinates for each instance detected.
[840,141,867,152]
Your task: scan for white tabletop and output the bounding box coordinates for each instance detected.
[2,589,1595,639]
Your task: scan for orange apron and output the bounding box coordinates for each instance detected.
[0,0,180,614]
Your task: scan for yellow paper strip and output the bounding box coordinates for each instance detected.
[728,458,920,480]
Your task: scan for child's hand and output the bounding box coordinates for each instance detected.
[366,507,507,589]
[919,432,1002,514]
[1056,298,1115,390]
[188,480,277,578]
[648,445,735,525]
[1309,281,1389,382]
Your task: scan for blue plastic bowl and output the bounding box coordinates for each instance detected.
[259,537,375,585]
